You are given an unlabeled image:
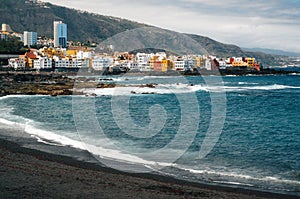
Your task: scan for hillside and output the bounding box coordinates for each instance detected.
[242,47,300,57]
[0,0,277,66]
[0,0,146,42]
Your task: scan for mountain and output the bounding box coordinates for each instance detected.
[242,47,300,57]
[0,0,277,66]
[0,0,146,42]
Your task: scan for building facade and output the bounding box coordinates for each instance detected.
[23,31,38,46]
[53,21,67,48]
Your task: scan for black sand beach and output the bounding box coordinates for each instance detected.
[1,125,299,199]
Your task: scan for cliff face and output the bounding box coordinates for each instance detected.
[0,0,277,66]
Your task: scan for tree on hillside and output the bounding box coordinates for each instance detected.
[0,36,26,54]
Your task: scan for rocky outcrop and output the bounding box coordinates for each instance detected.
[0,72,115,96]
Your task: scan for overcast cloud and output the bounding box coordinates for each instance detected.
[42,0,300,52]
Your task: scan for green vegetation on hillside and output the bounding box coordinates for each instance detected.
[0,36,26,54]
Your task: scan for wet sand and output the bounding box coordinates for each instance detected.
[0,126,299,199]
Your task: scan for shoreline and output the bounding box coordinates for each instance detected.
[0,125,299,198]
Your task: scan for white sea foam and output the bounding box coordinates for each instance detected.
[0,118,25,127]
[0,95,31,100]
[78,83,300,96]
[78,83,211,96]
[242,84,300,90]
[0,110,157,167]
[238,82,259,85]
[213,181,254,187]
[31,135,64,146]
[137,76,175,80]
[0,107,33,127]
[289,73,300,76]
[178,166,300,186]
[0,103,177,170]
[23,124,165,167]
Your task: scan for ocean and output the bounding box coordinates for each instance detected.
[0,72,299,196]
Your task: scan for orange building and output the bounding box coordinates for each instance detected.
[254,63,261,71]
[153,60,163,71]
[21,50,38,68]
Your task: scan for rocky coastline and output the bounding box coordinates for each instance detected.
[0,69,298,97]
[0,72,117,97]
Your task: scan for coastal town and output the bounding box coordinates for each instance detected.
[1,21,262,73]
[1,20,296,97]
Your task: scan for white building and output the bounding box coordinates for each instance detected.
[76,51,92,59]
[127,61,139,70]
[1,24,13,32]
[22,31,38,46]
[70,59,90,68]
[218,60,227,70]
[9,58,26,69]
[138,63,151,71]
[136,53,152,64]
[135,53,153,71]
[205,59,212,70]
[174,60,185,71]
[234,57,243,62]
[0,33,7,40]
[92,57,113,70]
[53,56,70,68]
[33,57,52,70]
[155,52,167,59]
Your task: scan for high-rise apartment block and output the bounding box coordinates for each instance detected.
[23,31,38,46]
[53,21,67,48]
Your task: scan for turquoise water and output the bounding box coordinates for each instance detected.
[0,74,299,195]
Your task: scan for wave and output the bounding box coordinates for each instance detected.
[237,82,259,85]
[30,135,64,147]
[0,98,174,171]
[23,123,173,169]
[4,111,300,188]
[78,83,300,96]
[0,107,33,127]
[178,166,300,186]
[289,73,300,76]
[0,94,33,100]
[136,76,176,80]
[0,118,25,127]
[0,111,155,167]
[213,181,254,187]
[1,106,300,192]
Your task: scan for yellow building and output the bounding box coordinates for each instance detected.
[162,59,172,72]
[196,57,204,68]
[40,48,64,58]
[232,61,245,67]
[246,58,255,67]
[66,49,77,57]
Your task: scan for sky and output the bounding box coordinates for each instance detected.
[42,0,300,53]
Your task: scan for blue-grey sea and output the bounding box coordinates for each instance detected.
[0,71,299,196]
